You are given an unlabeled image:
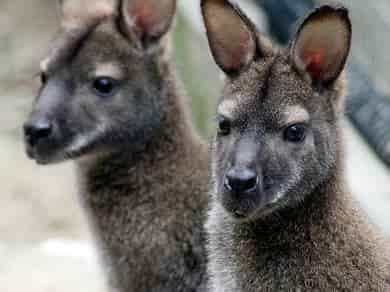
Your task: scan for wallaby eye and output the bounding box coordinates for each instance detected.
[217,117,231,136]
[284,123,306,143]
[92,77,120,97]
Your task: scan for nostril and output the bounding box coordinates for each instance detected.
[24,120,53,146]
[36,126,52,140]
[244,176,258,190]
[263,176,274,191]
[23,124,33,137]
[224,167,258,193]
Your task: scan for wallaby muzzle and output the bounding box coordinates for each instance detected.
[224,137,260,193]
[24,78,72,164]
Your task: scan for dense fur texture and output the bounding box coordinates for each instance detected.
[24,1,208,291]
[202,1,390,291]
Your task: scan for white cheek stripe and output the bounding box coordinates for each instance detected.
[66,122,109,154]
[217,99,238,118]
[271,164,301,204]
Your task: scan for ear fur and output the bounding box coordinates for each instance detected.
[201,0,264,75]
[120,0,176,49]
[291,5,352,86]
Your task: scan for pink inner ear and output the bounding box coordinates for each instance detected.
[228,31,252,70]
[292,9,351,83]
[202,0,257,74]
[302,48,326,79]
[128,4,154,35]
[123,0,175,41]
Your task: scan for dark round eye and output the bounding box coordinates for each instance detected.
[284,123,307,143]
[92,77,119,97]
[40,72,47,84]
[217,117,231,136]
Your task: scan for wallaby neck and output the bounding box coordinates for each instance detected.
[213,148,390,291]
[74,53,209,291]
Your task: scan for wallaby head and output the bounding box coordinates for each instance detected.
[24,0,176,165]
[202,0,351,220]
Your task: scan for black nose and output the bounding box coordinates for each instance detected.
[24,119,53,146]
[224,167,258,193]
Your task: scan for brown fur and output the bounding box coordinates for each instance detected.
[77,53,210,291]
[24,1,209,291]
[202,1,390,291]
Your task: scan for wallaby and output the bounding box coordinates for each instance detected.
[23,0,209,291]
[201,0,390,291]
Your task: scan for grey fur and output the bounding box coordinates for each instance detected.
[24,1,208,291]
[202,1,390,291]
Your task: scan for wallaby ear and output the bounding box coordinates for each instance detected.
[120,0,176,48]
[291,5,352,85]
[201,0,259,75]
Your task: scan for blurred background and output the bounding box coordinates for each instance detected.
[0,0,389,291]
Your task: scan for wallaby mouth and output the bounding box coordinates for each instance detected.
[220,168,286,220]
[23,116,82,165]
[25,142,62,165]
[24,133,84,165]
[221,187,284,220]
[24,117,58,164]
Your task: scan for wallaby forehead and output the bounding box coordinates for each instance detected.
[265,57,314,108]
[45,19,137,79]
[75,20,129,61]
[219,56,314,124]
[41,24,97,74]
[42,18,124,73]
